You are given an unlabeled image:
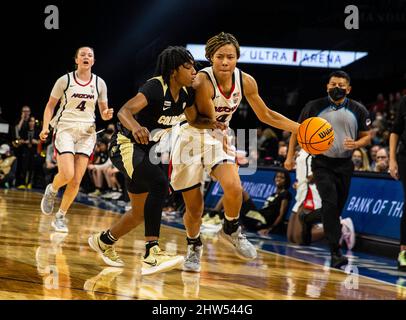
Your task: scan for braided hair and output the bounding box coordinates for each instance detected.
[205,32,240,63]
[154,46,195,85]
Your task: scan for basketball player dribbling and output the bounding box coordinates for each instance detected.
[88,46,225,275]
[39,46,114,233]
[170,32,300,272]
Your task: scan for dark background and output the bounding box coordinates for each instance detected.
[1,0,405,129]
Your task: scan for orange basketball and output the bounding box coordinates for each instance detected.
[297,117,334,155]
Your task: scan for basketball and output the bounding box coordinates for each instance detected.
[297,117,334,155]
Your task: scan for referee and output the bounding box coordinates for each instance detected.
[285,71,371,268]
[389,95,406,271]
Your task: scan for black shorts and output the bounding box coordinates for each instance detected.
[109,133,165,194]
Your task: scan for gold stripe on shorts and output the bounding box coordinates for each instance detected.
[117,133,135,178]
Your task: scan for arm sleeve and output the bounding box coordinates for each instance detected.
[391,97,406,134]
[138,79,163,105]
[97,77,108,103]
[357,104,371,131]
[50,75,69,99]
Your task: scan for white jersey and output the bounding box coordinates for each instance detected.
[200,66,243,125]
[49,72,108,127]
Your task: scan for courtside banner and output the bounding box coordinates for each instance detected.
[204,168,403,240]
[342,175,403,240]
[186,44,368,68]
[205,167,296,212]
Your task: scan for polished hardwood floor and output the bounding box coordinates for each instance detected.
[0,189,403,300]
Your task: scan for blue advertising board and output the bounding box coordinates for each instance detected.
[341,175,403,240]
[204,167,296,215]
[204,167,404,240]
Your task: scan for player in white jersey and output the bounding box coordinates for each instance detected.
[171,32,300,272]
[39,46,114,233]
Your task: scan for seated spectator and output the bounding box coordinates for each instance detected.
[100,164,123,200]
[88,138,109,197]
[243,170,292,234]
[368,144,380,171]
[43,143,58,186]
[273,144,288,167]
[17,116,41,189]
[374,147,389,173]
[290,205,356,250]
[101,123,115,142]
[286,149,356,248]
[258,127,278,161]
[0,144,17,188]
[352,148,371,171]
[286,148,322,243]
[370,93,387,114]
[209,171,292,234]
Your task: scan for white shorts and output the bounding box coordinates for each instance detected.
[54,121,96,157]
[170,124,235,192]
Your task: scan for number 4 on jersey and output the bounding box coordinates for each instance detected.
[76,100,86,111]
[216,114,228,122]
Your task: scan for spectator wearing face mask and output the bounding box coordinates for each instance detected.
[351,148,371,171]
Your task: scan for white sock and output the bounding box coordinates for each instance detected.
[49,184,57,193]
[187,232,200,239]
[224,214,239,221]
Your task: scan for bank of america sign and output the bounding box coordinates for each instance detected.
[186,44,367,68]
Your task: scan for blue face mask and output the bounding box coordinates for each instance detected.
[352,158,362,167]
[328,87,347,101]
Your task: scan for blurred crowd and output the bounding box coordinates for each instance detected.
[0,89,403,200]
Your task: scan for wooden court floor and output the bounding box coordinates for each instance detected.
[0,189,404,300]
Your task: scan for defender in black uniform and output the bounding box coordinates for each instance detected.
[285,71,371,268]
[88,46,224,275]
[389,95,406,270]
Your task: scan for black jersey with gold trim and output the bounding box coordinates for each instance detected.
[116,76,194,149]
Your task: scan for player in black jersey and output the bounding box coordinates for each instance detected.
[88,46,224,275]
[389,96,406,270]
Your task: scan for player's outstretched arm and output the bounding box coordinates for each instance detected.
[284,133,297,171]
[243,72,299,134]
